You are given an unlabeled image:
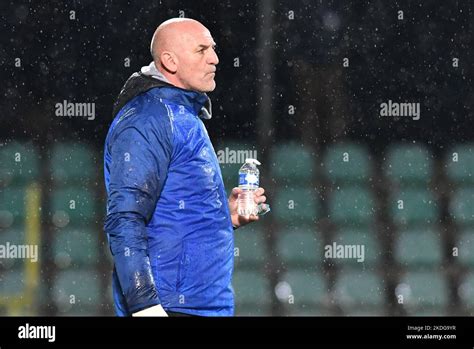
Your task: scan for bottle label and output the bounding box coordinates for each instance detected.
[239,173,259,189]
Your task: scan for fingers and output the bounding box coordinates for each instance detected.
[231,187,242,197]
[248,214,259,221]
[254,195,266,204]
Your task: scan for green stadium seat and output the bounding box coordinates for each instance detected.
[345,308,386,316]
[332,228,380,266]
[450,188,474,226]
[51,143,95,184]
[457,229,474,266]
[459,273,474,309]
[277,227,322,266]
[279,270,328,311]
[287,306,332,316]
[334,270,385,308]
[233,270,270,309]
[329,187,375,226]
[407,308,447,316]
[53,269,101,315]
[53,228,99,268]
[234,224,266,268]
[395,228,443,267]
[445,144,474,185]
[0,142,39,185]
[274,186,320,224]
[323,143,372,183]
[0,228,27,269]
[0,186,27,228]
[390,189,438,226]
[234,305,271,316]
[51,187,95,227]
[271,142,315,183]
[0,269,26,296]
[0,226,26,245]
[397,271,448,312]
[384,144,433,185]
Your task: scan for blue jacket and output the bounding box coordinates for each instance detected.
[104,69,234,316]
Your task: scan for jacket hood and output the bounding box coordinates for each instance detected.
[112,61,212,120]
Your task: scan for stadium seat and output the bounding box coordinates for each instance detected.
[457,229,474,266]
[270,142,315,184]
[450,188,474,226]
[384,144,433,185]
[277,227,322,266]
[394,228,443,267]
[234,306,271,316]
[234,223,266,268]
[0,142,39,185]
[0,227,26,244]
[459,272,474,309]
[0,269,26,296]
[287,306,332,316]
[0,186,27,228]
[445,144,474,185]
[50,188,95,227]
[0,228,27,269]
[345,308,386,316]
[233,270,270,309]
[274,186,321,225]
[278,270,328,309]
[322,142,372,183]
[396,271,448,312]
[407,308,447,316]
[390,189,438,226]
[329,187,375,226]
[52,228,99,268]
[333,270,385,308]
[51,143,95,184]
[332,228,380,266]
[53,269,101,315]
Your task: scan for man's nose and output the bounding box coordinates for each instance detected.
[208,49,219,65]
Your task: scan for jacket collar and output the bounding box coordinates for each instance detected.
[157,86,211,119]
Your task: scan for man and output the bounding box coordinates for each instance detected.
[103,18,267,317]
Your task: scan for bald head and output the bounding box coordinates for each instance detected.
[149,18,219,92]
[151,18,202,60]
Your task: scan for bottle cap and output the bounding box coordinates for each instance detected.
[245,158,261,166]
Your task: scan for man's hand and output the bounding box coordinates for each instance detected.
[132,304,168,317]
[228,187,267,229]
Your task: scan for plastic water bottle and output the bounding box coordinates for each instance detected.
[237,158,261,216]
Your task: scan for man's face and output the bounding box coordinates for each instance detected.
[175,28,219,93]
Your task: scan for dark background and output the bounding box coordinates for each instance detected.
[1,0,472,149]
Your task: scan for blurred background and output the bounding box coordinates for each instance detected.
[0,0,473,316]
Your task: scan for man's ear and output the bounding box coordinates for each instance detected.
[160,51,178,73]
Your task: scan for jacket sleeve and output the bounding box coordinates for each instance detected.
[104,118,172,314]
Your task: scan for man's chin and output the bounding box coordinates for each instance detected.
[201,82,216,93]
